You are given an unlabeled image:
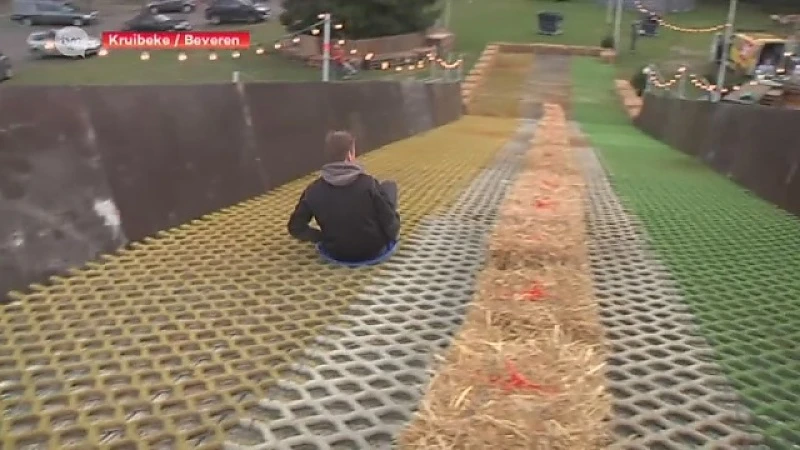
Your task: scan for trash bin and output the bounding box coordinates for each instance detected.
[639,14,659,37]
[537,12,563,36]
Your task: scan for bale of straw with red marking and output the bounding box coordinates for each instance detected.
[400,104,610,449]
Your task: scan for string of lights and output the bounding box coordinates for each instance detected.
[633,0,726,33]
[644,66,757,94]
[97,13,463,71]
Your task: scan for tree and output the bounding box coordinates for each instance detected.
[280,0,442,39]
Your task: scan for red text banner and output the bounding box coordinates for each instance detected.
[102,31,251,50]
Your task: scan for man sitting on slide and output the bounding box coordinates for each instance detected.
[287,130,400,263]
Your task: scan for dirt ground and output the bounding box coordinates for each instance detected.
[399,104,611,449]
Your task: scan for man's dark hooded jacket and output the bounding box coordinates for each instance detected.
[288,162,400,262]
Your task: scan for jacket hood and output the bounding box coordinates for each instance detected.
[321,161,364,186]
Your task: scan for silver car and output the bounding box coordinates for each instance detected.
[26,29,102,58]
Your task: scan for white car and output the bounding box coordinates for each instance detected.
[26,29,102,58]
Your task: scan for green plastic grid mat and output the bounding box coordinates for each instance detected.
[572,58,800,448]
[577,141,762,449]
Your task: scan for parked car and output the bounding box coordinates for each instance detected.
[26,29,102,58]
[0,52,12,81]
[123,12,191,31]
[146,0,196,14]
[10,0,98,26]
[204,0,270,25]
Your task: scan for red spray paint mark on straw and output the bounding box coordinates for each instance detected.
[522,282,546,301]
[489,360,558,393]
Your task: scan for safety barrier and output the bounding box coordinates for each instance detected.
[495,42,614,66]
[0,81,462,300]
[495,42,606,57]
[615,79,643,117]
[461,44,500,109]
[635,94,800,216]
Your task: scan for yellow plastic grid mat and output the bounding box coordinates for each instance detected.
[468,53,533,118]
[0,116,518,450]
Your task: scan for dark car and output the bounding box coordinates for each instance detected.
[10,0,98,26]
[146,0,196,14]
[204,0,270,25]
[123,12,191,31]
[0,52,12,81]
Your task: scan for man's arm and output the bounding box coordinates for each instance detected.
[287,190,323,243]
[372,186,400,241]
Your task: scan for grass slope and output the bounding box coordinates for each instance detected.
[450,0,775,76]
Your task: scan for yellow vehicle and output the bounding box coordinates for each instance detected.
[727,32,787,76]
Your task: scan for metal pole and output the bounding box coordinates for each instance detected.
[232,71,240,83]
[606,0,614,25]
[714,0,738,102]
[444,0,452,29]
[322,13,331,82]
[613,0,623,52]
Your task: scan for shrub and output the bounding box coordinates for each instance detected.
[600,35,614,49]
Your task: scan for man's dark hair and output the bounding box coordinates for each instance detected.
[325,130,355,162]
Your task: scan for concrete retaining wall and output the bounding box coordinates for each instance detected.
[635,94,800,216]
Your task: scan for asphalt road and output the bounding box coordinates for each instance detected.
[0,0,283,70]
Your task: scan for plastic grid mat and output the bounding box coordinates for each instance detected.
[222,121,536,449]
[0,117,518,450]
[571,49,800,441]
[587,133,800,448]
[468,53,536,118]
[576,143,765,449]
[525,54,570,112]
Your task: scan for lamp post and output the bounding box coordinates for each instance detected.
[613,0,623,51]
[321,13,332,82]
[714,0,738,101]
